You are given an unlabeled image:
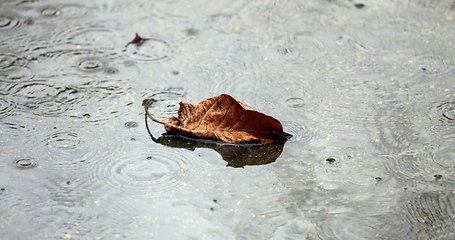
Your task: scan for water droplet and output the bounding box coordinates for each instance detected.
[285,97,305,108]
[78,57,106,72]
[40,6,60,17]
[14,158,37,169]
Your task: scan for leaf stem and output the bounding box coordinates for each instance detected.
[144,98,166,124]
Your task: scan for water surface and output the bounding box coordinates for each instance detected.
[1,0,455,239]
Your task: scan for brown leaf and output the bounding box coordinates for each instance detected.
[145,94,291,144]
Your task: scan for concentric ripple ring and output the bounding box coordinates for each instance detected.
[92,147,200,195]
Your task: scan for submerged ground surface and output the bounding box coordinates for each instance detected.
[1,0,455,239]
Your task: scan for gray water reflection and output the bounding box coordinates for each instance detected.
[1,0,455,239]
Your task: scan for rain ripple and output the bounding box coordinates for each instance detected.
[0,51,35,83]
[427,102,455,140]
[281,121,313,143]
[31,49,140,121]
[0,11,23,31]
[39,4,88,19]
[44,49,139,92]
[144,87,189,120]
[25,127,124,171]
[404,54,455,78]
[0,98,14,118]
[429,102,455,125]
[8,81,74,117]
[123,33,173,62]
[399,192,455,239]
[50,20,123,49]
[91,146,201,195]
[212,62,316,113]
[0,174,133,239]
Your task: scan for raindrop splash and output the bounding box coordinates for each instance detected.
[14,158,37,169]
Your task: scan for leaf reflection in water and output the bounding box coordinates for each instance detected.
[145,114,284,168]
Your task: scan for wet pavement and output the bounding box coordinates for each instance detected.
[1,0,455,239]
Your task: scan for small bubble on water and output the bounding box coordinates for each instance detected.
[124,121,138,128]
[40,6,60,17]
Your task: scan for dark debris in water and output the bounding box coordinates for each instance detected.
[354,3,365,9]
[326,157,336,164]
[184,28,199,36]
[126,33,149,47]
[124,32,167,50]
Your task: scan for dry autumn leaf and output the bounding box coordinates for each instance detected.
[145,94,291,144]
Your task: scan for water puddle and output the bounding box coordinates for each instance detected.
[1,0,455,239]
